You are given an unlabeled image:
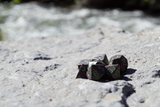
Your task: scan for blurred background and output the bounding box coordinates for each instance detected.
[1,0,160,41]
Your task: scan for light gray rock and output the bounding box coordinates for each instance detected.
[0,26,160,107]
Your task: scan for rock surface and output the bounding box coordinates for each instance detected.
[0,26,160,107]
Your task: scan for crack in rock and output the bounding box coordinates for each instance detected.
[114,81,135,107]
[23,51,52,60]
[151,70,160,78]
[145,69,160,78]
[34,57,52,60]
[95,81,135,107]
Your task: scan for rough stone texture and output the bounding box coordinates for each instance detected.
[0,26,160,107]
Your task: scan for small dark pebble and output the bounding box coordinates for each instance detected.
[118,30,125,33]
[100,31,104,35]
[139,98,145,103]
[41,37,46,39]
[116,50,121,53]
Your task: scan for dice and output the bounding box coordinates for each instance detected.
[76,59,106,79]
[109,55,128,74]
[105,64,121,79]
[88,61,106,70]
[87,64,106,80]
[77,59,92,70]
[76,59,92,79]
[93,54,109,65]
[76,54,128,81]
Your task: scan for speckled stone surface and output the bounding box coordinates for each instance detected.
[0,26,160,107]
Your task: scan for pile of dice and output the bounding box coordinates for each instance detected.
[76,54,128,81]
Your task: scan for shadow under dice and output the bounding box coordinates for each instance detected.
[109,55,128,74]
[105,64,121,79]
[87,64,106,80]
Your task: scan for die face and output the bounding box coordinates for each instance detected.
[87,60,106,71]
[91,59,106,65]
[93,54,109,65]
[105,64,121,79]
[110,55,128,74]
[87,64,106,80]
[88,61,98,70]
[78,59,92,70]
[112,65,120,79]
[76,65,88,79]
[120,65,128,74]
[105,65,118,75]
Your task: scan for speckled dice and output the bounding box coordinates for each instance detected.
[76,54,128,81]
[109,55,128,74]
[105,64,121,79]
[87,64,106,80]
[93,54,109,65]
[77,59,92,70]
[76,59,92,79]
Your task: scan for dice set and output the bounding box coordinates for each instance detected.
[76,54,128,81]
